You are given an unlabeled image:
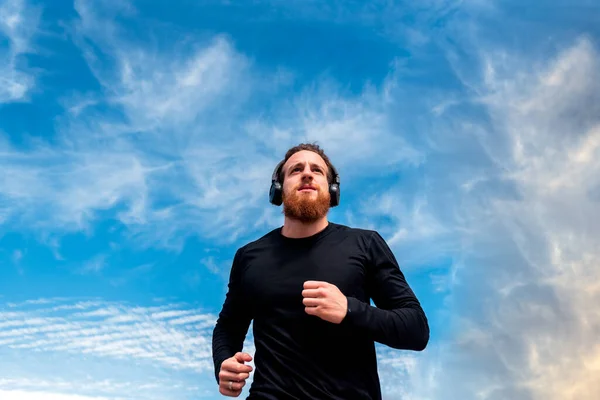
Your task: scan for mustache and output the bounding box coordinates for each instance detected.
[296,183,318,190]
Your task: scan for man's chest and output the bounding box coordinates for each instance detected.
[241,245,369,312]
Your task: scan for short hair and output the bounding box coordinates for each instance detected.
[279,142,335,184]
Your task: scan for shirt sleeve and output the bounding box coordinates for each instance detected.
[341,231,430,351]
[211,247,253,383]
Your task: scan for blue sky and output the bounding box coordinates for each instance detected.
[1,0,599,399]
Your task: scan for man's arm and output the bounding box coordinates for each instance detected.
[342,231,430,351]
[212,247,253,383]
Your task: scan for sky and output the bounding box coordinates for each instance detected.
[1,0,599,399]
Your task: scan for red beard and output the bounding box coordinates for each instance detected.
[282,184,330,223]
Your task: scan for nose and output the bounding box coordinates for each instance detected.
[300,166,314,180]
[301,175,313,185]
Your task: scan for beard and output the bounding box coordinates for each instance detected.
[282,185,330,223]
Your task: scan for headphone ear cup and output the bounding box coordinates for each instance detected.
[329,183,340,207]
[270,182,283,206]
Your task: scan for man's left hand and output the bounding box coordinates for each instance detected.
[302,281,348,324]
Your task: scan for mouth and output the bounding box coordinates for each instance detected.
[298,186,317,192]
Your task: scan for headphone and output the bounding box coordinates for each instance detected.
[269,159,340,207]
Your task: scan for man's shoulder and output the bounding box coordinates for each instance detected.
[329,222,378,239]
[236,226,282,254]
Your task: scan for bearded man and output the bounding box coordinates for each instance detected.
[212,143,429,399]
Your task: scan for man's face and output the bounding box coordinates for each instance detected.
[281,150,331,222]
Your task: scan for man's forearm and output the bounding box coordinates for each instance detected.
[212,324,233,383]
[212,247,252,382]
[343,296,429,351]
[212,317,249,383]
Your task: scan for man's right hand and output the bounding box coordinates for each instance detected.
[218,352,254,397]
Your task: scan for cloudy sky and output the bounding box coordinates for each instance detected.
[1,0,599,399]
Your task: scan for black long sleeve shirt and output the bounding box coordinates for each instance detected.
[212,222,429,399]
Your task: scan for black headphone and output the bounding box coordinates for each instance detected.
[269,159,340,207]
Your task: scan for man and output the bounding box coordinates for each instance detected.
[212,143,429,399]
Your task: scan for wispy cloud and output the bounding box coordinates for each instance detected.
[0,296,438,400]
[0,0,40,103]
[0,376,203,400]
[1,0,424,255]
[79,254,107,274]
[0,390,114,400]
[398,34,600,399]
[0,297,252,399]
[10,249,24,275]
[0,298,218,371]
[2,1,598,399]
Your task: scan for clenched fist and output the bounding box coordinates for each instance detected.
[218,352,253,397]
[302,281,348,324]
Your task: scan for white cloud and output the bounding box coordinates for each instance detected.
[349,189,456,267]
[0,297,247,399]
[0,390,114,400]
[0,375,205,400]
[414,35,600,400]
[5,3,597,398]
[1,0,270,250]
[11,249,22,263]
[0,0,40,102]
[0,298,220,371]
[79,254,107,274]
[0,0,427,255]
[0,296,429,400]
[244,69,425,173]
[376,343,442,400]
[0,141,151,235]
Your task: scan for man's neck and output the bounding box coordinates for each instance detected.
[281,217,329,238]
